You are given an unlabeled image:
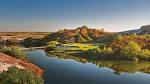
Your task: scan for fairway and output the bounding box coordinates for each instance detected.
[64,43,99,51]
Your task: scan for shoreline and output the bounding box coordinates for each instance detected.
[0,52,43,77]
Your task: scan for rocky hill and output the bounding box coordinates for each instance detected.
[44,26,112,43]
[119,24,150,34]
[119,29,141,34]
[140,25,150,34]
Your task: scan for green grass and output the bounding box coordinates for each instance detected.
[64,43,99,51]
[47,43,102,56]
[62,43,99,56]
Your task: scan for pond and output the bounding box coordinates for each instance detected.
[26,50,150,84]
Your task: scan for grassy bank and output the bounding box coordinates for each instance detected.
[0,46,44,84]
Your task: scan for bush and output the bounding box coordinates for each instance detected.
[0,67,44,84]
[21,37,46,47]
[98,35,115,44]
[99,44,105,49]
[101,47,113,55]
[139,49,150,59]
[86,48,101,56]
[98,34,120,44]
[2,46,26,60]
[121,41,141,60]
[115,34,123,41]
[46,41,59,51]
[86,47,113,56]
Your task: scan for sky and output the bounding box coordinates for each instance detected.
[0,0,150,32]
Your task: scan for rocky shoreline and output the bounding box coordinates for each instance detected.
[0,52,43,77]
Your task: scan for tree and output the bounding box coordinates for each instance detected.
[139,49,150,59]
[115,34,123,41]
[99,44,105,49]
[46,41,59,51]
[101,47,113,55]
[86,48,101,56]
[21,37,45,47]
[98,35,116,44]
[121,41,141,59]
[86,47,113,56]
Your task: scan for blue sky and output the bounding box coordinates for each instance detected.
[0,0,150,32]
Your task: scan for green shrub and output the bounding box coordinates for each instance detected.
[21,37,46,47]
[139,49,150,59]
[86,47,113,56]
[101,47,113,55]
[0,67,44,84]
[98,34,118,44]
[2,46,26,60]
[46,41,59,51]
[98,35,113,44]
[121,41,141,59]
[115,34,123,41]
[99,44,105,49]
[86,48,101,56]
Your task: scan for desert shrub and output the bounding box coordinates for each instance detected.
[2,46,26,60]
[0,67,44,84]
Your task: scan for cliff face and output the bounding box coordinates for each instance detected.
[0,53,43,77]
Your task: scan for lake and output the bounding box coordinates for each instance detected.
[26,50,150,84]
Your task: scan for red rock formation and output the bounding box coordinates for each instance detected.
[44,26,112,43]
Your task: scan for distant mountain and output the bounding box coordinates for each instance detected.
[44,26,112,43]
[140,24,150,34]
[119,24,150,34]
[118,29,141,34]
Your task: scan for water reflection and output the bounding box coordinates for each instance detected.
[47,53,150,75]
[27,50,150,84]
